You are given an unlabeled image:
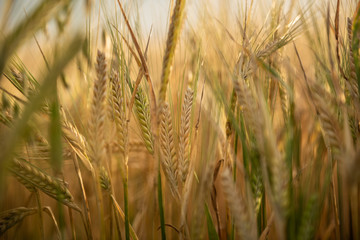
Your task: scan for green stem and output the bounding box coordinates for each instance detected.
[123,168,130,240]
[72,154,93,239]
[35,190,45,240]
[68,208,76,240]
[231,111,239,240]
[158,169,166,240]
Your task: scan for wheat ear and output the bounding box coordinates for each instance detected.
[134,87,154,154]
[0,207,37,236]
[99,166,111,192]
[233,76,263,147]
[179,87,193,183]
[311,85,341,151]
[221,168,257,240]
[89,50,107,165]
[160,103,179,198]
[9,158,79,210]
[109,70,127,154]
[159,0,186,104]
[62,118,93,171]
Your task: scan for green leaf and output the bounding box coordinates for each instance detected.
[49,90,63,173]
[205,203,219,240]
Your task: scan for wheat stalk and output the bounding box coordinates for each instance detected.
[160,103,179,197]
[159,0,187,104]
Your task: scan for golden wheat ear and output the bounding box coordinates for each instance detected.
[89,50,107,165]
[109,70,127,154]
[178,87,194,183]
[9,158,79,210]
[159,0,187,104]
[160,102,179,198]
[221,168,258,240]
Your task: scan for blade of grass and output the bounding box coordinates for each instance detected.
[205,203,219,240]
[158,168,166,240]
[49,88,63,173]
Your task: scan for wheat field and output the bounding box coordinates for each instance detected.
[0,0,359,239]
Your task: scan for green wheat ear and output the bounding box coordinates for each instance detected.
[134,87,154,154]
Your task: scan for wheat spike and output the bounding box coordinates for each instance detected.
[179,87,193,183]
[192,159,216,239]
[311,85,341,151]
[134,87,154,154]
[250,169,263,214]
[62,119,93,171]
[0,207,37,236]
[99,166,111,192]
[89,50,107,165]
[159,0,186,104]
[109,70,127,154]
[233,77,263,147]
[9,158,78,209]
[221,168,257,240]
[160,103,178,197]
[279,82,289,118]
